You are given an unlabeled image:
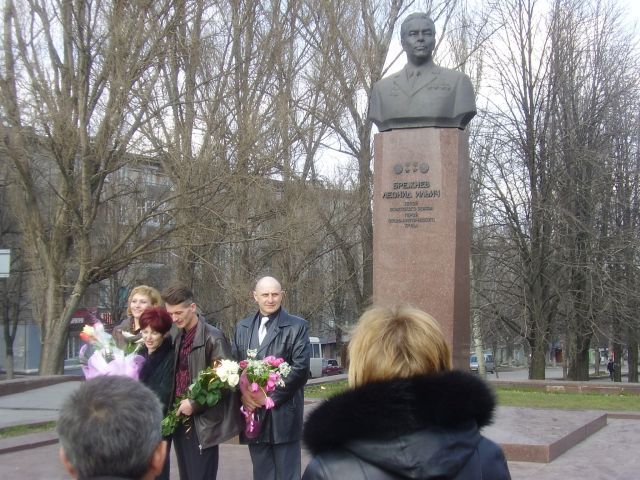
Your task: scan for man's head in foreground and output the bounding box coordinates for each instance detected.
[57,375,166,480]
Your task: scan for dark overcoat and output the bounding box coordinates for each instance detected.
[233,308,311,444]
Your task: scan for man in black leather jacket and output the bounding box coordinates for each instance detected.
[164,284,240,480]
[233,276,311,480]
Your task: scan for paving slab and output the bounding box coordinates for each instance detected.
[1,374,640,479]
[0,381,82,429]
[482,406,607,462]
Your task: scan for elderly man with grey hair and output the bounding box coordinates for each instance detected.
[57,376,167,480]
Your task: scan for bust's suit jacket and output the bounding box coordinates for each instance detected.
[233,308,311,444]
[368,61,476,131]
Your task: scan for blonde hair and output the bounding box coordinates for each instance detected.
[126,285,162,317]
[348,305,451,387]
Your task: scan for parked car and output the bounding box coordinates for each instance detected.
[470,353,495,374]
[322,358,343,376]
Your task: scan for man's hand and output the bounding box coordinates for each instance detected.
[177,398,194,416]
[240,392,263,412]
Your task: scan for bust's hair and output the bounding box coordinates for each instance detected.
[126,285,162,317]
[400,12,435,38]
[348,305,451,387]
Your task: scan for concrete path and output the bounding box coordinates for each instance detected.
[1,373,639,479]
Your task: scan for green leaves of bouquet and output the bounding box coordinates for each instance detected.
[161,360,240,437]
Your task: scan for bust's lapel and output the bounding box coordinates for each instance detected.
[391,68,413,97]
[411,65,440,94]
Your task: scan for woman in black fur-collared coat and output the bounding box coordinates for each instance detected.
[302,305,511,480]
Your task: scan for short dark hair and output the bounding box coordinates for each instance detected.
[161,284,194,306]
[139,307,173,334]
[57,376,162,479]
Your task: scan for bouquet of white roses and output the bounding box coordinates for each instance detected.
[161,359,240,436]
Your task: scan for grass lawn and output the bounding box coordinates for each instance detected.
[496,387,640,411]
[305,380,640,411]
[0,421,57,439]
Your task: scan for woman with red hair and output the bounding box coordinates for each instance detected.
[139,307,175,480]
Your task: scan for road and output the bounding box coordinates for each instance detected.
[480,365,621,382]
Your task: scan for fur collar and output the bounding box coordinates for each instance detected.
[303,370,496,455]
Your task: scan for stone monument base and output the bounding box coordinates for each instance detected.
[372,128,470,369]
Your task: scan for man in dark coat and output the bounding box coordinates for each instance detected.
[233,276,311,480]
[164,284,240,480]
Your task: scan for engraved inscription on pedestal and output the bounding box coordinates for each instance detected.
[381,159,442,229]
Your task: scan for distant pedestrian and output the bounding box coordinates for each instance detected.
[607,358,615,380]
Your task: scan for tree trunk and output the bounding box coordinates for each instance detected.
[612,341,623,383]
[38,272,84,374]
[39,321,70,375]
[567,335,591,381]
[5,353,14,379]
[627,336,638,383]
[528,328,548,380]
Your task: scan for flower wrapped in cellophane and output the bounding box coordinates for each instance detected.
[239,349,291,439]
[162,359,240,436]
[79,322,144,380]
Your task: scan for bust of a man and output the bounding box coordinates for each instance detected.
[368,13,476,131]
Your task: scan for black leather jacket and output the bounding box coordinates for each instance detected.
[171,315,241,450]
[233,308,311,444]
[302,371,511,480]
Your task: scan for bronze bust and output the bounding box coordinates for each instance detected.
[369,13,476,131]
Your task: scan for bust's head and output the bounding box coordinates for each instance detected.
[400,13,436,66]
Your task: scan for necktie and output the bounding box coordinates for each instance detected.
[410,69,421,87]
[258,316,269,345]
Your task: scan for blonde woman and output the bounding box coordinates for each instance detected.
[113,285,162,349]
[302,305,511,480]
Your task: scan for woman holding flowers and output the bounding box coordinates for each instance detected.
[113,285,162,349]
[138,307,175,480]
[301,305,511,480]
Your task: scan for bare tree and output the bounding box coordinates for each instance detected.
[477,0,561,379]
[0,0,180,373]
[0,173,28,379]
[546,0,640,380]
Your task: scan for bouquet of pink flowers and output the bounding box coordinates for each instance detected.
[79,322,144,380]
[239,349,291,439]
[162,359,240,436]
